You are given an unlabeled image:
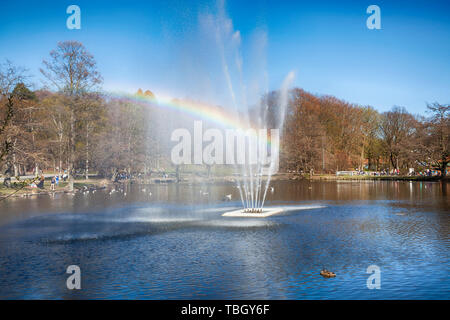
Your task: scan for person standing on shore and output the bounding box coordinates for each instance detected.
[37,175,45,189]
[51,176,56,191]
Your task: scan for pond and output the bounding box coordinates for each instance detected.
[0,180,448,299]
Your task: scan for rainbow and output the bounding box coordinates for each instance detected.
[105,91,251,130]
[103,91,277,148]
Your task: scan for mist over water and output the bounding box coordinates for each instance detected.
[164,2,296,211]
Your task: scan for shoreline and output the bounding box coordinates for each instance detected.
[1,173,446,200]
[308,174,445,182]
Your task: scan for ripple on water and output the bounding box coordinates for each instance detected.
[0,196,448,299]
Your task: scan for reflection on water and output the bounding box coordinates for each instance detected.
[0,180,448,299]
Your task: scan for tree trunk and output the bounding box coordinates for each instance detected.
[390,153,396,171]
[85,124,89,180]
[13,152,18,177]
[360,137,365,171]
[128,134,132,174]
[68,109,75,191]
[59,131,63,176]
[441,158,448,179]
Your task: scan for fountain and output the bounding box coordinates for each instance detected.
[219,71,294,218]
[197,6,296,218]
[223,207,284,217]
[158,3,295,217]
[222,83,292,218]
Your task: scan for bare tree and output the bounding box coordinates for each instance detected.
[281,89,325,173]
[418,103,449,177]
[40,41,102,190]
[379,106,417,171]
[0,61,28,169]
[0,60,28,96]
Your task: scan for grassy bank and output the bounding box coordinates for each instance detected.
[311,174,445,181]
[0,177,110,198]
[1,173,446,200]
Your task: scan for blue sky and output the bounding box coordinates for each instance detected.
[0,0,449,114]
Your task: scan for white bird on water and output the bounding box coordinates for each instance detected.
[270,187,275,193]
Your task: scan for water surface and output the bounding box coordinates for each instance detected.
[0,180,448,299]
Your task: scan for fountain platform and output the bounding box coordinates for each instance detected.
[222,207,284,217]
